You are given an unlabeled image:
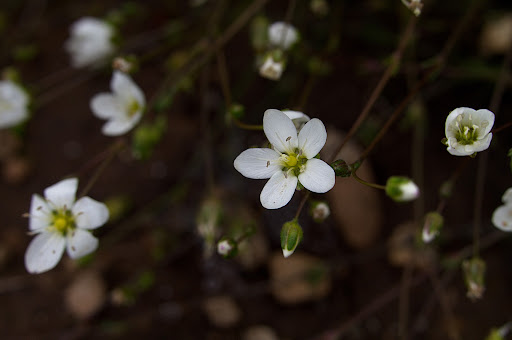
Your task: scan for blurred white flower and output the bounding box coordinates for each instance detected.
[25,178,109,274]
[492,187,512,232]
[259,55,284,81]
[65,17,115,68]
[234,109,335,209]
[268,22,299,50]
[445,107,494,156]
[90,71,145,136]
[0,80,29,128]
[282,110,310,132]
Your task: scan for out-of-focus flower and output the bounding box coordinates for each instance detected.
[259,54,284,81]
[268,22,299,50]
[0,80,29,128]
[422,211,444,243]
[90,71,145,136]
[217,237,238,259]
[282,110,310,132]
[385,176,419,202]
[310,201,330,223]
[65,17,116,68]
[25,178,109,274]
[444,107,494,156]
[234,109,335,209]
[492,187,512,231]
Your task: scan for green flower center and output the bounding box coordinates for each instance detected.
[127,99,141,118]
[50,209,76,236]
[453,114,489,146]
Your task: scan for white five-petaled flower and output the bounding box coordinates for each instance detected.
[445,107,494,156]
[90,71,145,136]
[268,22,299,50]
[234,109,335,209]
[492,187,512,232]
[0,80,29,128]
[25,178,109,274]
[65,17,116,68]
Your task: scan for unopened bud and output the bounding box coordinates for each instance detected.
[227,103,245,120]
[462,257,486,301]
[280,219,303,258]
[310,201,330,223]
[422,212,443,243]
[485,323,512,340]
[330,159,351,177]
[217,237,238,259]
[386,176,419,202]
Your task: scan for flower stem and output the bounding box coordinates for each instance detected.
[294,192,310,220]
[79,139,126,198]
[351,170,386,190]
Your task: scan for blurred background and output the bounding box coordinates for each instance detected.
[1,0,512,339]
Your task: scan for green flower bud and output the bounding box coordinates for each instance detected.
[462,257,486,301]
[217,237,238,259]
[132,115,167,160]
[227,103,245,120]
[386,176,419,202]
[330,159,352,177]
[280,219,303,258]
[422,211,443,243]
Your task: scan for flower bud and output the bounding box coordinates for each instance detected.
[280,220,303,258]
[227,103,245,120]
[330,159,352,177]
[385,176,419,202]
[462,257,486,301]
[422,212,443,243]
[485,323,512,340]
[132,116,167,160]
[217,237,238,259]
[309,201,330,223]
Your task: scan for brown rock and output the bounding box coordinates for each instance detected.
[323,128,382,249]
[269,252,330,304]
[203,295,241,328]
[65,270,106,320]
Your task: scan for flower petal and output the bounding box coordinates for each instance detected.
[475,109,495,136]
[298,158,335,193]
[502,188,512,204]
[25,232,66,274]
[101,115,141,136]
[66,229,99,259]
[260,171,298,209]
[111,71,145,108]
[29,194,51,231]
[44,178,78,209]
[90,93,124,119]
[73,196,110,229]
[263,109,298,154]
[234,148,282,179]
[298,118,327,159]
[492,204,512,232]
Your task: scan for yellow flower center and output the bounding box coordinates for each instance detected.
[283,154,298,167]
[280,152,307,176]
[51,210,75,235]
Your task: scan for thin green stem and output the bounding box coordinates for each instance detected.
[294,192,310,220]
[232,118,264,130]
[351,170,386,190]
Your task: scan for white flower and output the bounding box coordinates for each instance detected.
[445,107,494,156]
[0,80,29,128]
[259,55,284,81]
[90,71,145,136]
[234,109,335,209]
[492,187,512,232]
[282,110,310,132]
[65,17,115,68]
[268,22,299,50]
[25,178,109,274]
